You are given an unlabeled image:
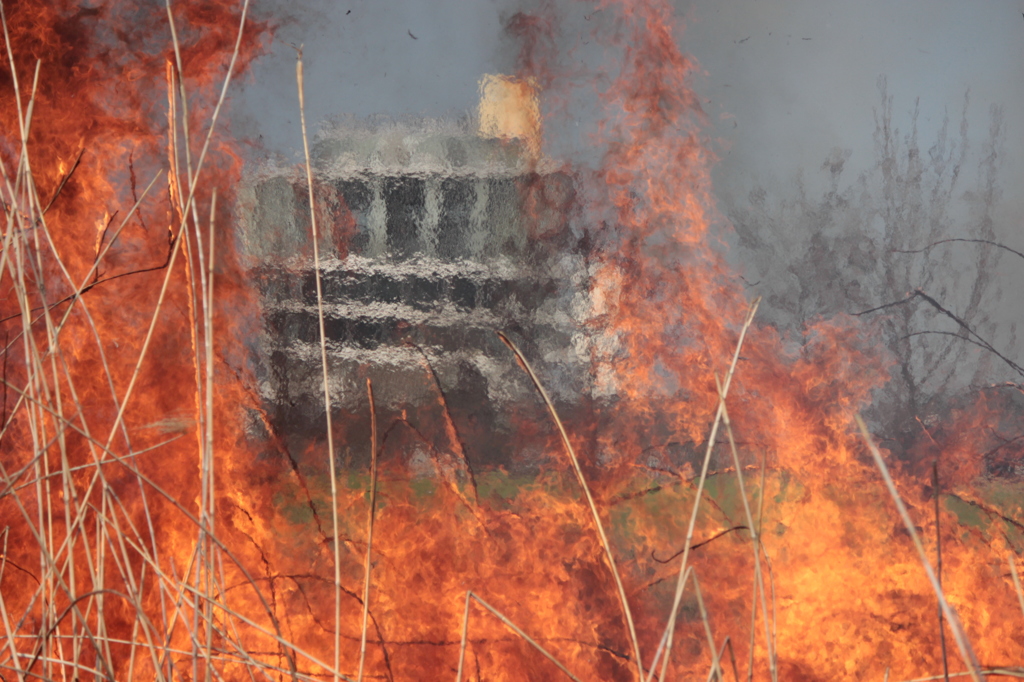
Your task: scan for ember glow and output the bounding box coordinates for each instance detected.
[1,1,1022,682]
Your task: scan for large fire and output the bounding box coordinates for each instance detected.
[1,1,1022,681]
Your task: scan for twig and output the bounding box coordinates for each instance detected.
[375,416,488,532]
[752,445,770,681]
[854,415,982,682]
[901,330,1005,358]
[897,669,1024,682]
[855,289,1024,378]
[201,188,217,682]
[40,147,84,215]
[496,331,644,681]
[178,583,355,682]
[0,171,162,326]
[650,526,749,563]
[644,566,691,679]
[892,237,1024,264]
[853,292,922,317]
[0,254,173,325]
[92,210,119,282]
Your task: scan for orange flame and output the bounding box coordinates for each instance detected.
[0,1,1020,682]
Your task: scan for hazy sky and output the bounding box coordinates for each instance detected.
[232,0,1023,230]
[678,1,1023,203]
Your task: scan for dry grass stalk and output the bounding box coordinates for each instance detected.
[689,570,724,682]
[714,371,776,681]
[756,448,779,669]
[294,46,342,682]
[104,0,253,452]
[0,27,122,680]
[356,379,379,682]
[177,583,355,682]
[455,590,473,682]
[644,566,691,680]
[455,591,580,682]
[717,636,741,682]
[854,415,982,682]
[932,463,949,682]
[1009,554,1024,622]
[6,4,1016,680]
[652,297,761,682]
[169,5,258,678]
[0,3,324,681]
[200,189,218,682]
[496,330,644,681]
[744,453,776,680]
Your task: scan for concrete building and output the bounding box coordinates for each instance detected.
[238,116,594,469]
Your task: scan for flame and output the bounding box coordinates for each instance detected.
[1,1,1021,681]
[504,0,1023,679]
[0,1,272,680]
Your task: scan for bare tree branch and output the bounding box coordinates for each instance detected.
[855,289,1024,378]
[893,237,1024,263]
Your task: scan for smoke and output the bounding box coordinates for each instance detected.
[233,0,1023,243]
[231,0,507,158]
[235,2,1022,171]
[232,0,1024,446]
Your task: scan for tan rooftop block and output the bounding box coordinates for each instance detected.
[477,74,541,157]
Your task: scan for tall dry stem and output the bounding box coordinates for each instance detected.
[1009,554,1024,621]
[652,297,761,682]
[855,415,982,682]
[357,379,378,682]
[455,591,579,682]
[497,331,643,681]
[713,372,775,680]
[294,46,341,682]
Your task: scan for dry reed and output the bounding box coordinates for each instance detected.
[0,4,1019,681]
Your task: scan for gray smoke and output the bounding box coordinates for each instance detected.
[231,0,1024,454]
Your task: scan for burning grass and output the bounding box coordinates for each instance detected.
[1,1,1023,681]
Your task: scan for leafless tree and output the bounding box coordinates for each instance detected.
[725,76,1018,465]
